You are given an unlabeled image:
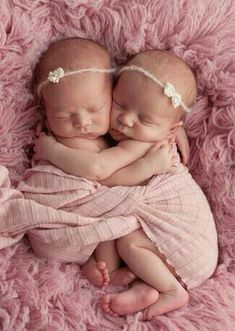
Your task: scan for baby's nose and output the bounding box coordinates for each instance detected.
[118,113,134,127]
[73,115,90,128]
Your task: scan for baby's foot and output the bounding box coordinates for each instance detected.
[81,261,110,287]
[110,267,136,286]
[101,281,159,316]
[142,287,189,320]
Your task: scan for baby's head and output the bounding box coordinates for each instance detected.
[109,50,197,142]
[35,38,113,139]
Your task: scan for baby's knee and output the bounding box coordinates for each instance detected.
[116,234,136,256]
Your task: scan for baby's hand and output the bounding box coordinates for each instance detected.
[146,143,178,175]
[33,133,57,161]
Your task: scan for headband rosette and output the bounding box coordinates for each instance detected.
[48,67,65,83]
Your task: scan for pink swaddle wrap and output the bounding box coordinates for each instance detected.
[14,161,218,289]
[0,165,140,260]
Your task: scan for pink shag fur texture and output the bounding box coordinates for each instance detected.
[0,0,234,330]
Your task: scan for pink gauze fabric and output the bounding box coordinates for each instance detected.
[1,161,218,290]
[0,1,234,330]
[0,164,140,258]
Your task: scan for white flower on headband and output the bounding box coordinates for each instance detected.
[164,82,181,108]
[48,67,65,83]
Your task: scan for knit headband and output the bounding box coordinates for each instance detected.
[118,65,190,113]
[37,65,190,112]
[37,66,116,96]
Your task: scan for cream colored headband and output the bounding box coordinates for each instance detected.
[37,66,116,96]
[118,65,190,113]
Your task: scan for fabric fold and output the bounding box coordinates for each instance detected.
[0,164,218,289]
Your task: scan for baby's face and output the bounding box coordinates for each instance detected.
[42,73,112,139]
[109,72,178,142]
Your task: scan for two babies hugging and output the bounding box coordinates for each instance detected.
[31,37,218,319]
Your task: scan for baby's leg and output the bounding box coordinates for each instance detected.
[116,229,189,319]
[95,240,136,286]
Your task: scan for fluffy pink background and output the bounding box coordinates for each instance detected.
[0,0,235,330]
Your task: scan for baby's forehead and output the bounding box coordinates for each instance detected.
[129,53,190,88]
[42,73,111,103]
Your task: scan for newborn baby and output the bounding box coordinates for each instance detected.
[34,44,218,319]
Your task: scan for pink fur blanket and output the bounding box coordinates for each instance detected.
[0,0,234,330]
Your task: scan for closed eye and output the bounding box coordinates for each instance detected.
[139,116,155,125]
[57,115,71,120]
[113,100,125,110]
[88,106,104,113]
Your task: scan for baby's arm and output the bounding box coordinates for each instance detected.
[34,133,153,181]
[100,143,177,186]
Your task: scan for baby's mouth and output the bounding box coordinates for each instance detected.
[80,133,98,139]
[110,128,123,135]
[109,128,127,139]
[110,128,119,133]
